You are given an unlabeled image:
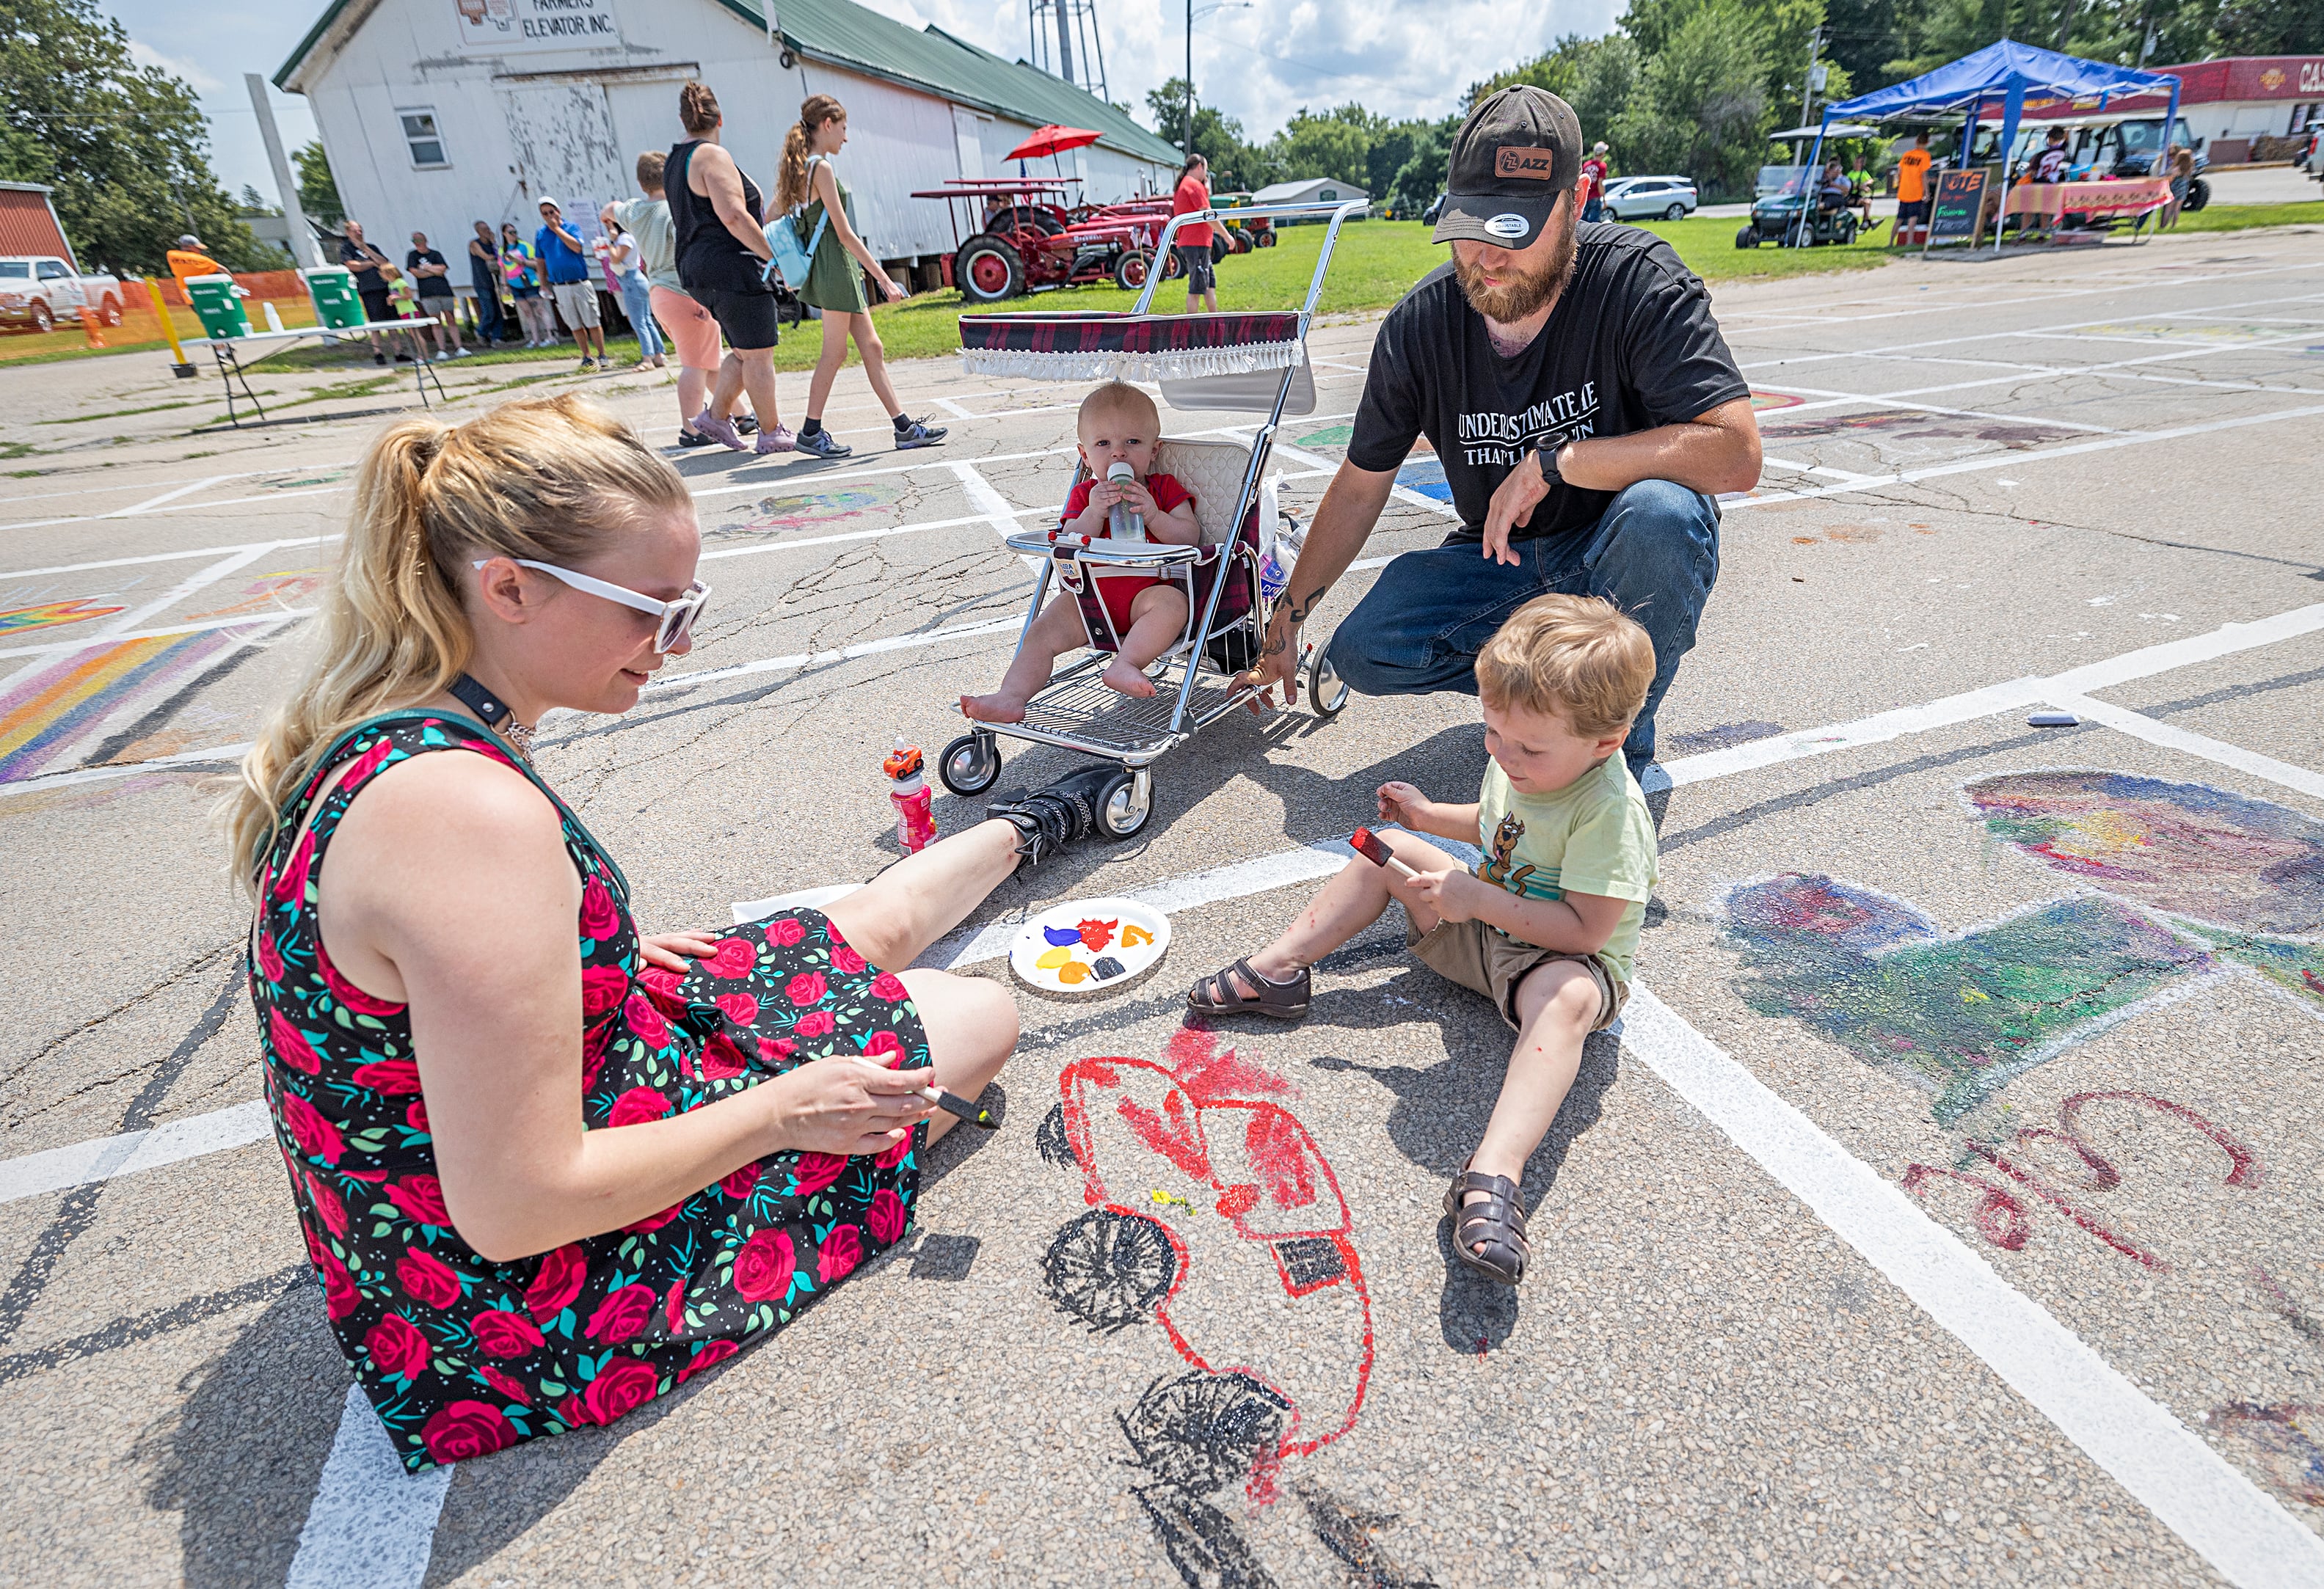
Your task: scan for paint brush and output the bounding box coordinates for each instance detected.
[1349,826,1419,880]
[918,1082,999,1130]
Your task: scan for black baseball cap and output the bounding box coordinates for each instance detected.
[1432,85,1582,251]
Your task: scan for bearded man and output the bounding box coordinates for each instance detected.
[1246,86,1760,776]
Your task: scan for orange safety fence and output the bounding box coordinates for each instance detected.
[1,277,326,364]
[153,269,312,307]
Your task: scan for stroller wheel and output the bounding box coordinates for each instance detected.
[938,730,1002,797]
[1308,650,1351,720]
[1096,767,1153,841]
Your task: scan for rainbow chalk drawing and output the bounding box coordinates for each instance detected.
[0,598,128,634]
[1721,772,2324,1123]
[712,483,905,541]
[1041,1029,1424,1588]
[0,628,253,784]
[1292,423,1353,449]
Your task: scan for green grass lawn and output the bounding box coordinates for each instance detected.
[2169,200,2324,233]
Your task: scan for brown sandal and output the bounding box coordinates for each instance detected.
[1444,1164,1529,1285]
[1187,957,1311,1020]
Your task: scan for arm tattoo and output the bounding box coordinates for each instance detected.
[1283,582,1334,627]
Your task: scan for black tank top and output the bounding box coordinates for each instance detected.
[667,139,772,297]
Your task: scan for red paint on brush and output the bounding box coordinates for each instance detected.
[1349,826,1391,866]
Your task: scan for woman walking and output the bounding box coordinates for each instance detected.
[777,95,947,460]
[1168,154,1218,315]
[667,81,791,455]
[610,155,745,448]
[225,392,1025,1470]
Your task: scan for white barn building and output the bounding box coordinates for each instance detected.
[274,0,1183,285]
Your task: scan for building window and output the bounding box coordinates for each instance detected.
[400,109,448,169]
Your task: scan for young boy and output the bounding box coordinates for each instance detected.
[1187,593,1660,1287]
[960,382,1201,721]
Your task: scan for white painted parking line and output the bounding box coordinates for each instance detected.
[1618,987,2324,1589]
[284,1384,453,1589]
[2055,693,2324,802]
[952,459,1046,573]
[641,615,1025,693]
[0,536,334,582]
[103,476,227,518]
[0,1099,270,1205]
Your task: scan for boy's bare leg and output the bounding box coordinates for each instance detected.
[1457,960,1600,1253]
[960,596,1084,723]
[1101,587,1190,698]
[1231,831,1461,995]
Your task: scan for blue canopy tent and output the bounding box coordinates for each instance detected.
[1800,40,2181,249]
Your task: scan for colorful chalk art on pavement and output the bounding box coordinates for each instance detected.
[1721,772,2324,1124]
[711,482,908,542]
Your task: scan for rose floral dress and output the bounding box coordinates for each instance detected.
[249,713,924,1470]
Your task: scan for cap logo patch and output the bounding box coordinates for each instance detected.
[1483,213,1531,239]
[1494,147,1559,180]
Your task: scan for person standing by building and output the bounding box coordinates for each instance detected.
[602,213,662,371]
[779,94,947,459]
[1892,130,1933,245]
[405,231,467,359]
[340,220,404,365]
[611,153,747,450]
[500,222,555,348]
[669,81,793,455]
[1168,154,1217,315]
[536,197,606,370]
[466,222,505,346]
[1578,142,1611,223]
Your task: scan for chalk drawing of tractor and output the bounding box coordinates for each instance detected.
[1722,771,2324,1124]
[1035,1030,1432,1588]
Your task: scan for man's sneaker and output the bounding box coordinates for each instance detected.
[374,352,387,366]
[986,764,1121,870]
[893,416,948,450]
[795,427,851,459]
[580,357,598,372]
[453,347,472,358]
[753,425,797,455]
[431,350,448,362]
[676,428,718,449]
[735,414,760,436]
[691,409,749,452]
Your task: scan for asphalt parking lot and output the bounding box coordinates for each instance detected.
[1,222,2320,1588]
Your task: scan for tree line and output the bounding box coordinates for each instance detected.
[1156,0,2317,205]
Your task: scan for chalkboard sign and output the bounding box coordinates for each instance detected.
[1928,169,1989,245]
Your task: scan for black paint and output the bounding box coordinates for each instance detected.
[1133,1484,1278,1589]
[1043,1208,1177,1332]
[1119,1370,1289,1494]
[1035,1101,1077,1167]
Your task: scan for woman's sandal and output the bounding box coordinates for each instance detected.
[1444,1164,1529,1286]
[1187,957,1311,1020]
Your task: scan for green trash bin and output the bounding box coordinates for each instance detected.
[304,266,365,331]
[184,274,249,340]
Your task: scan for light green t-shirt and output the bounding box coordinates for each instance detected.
[1474,752,1659,987]
[609,197,681,294]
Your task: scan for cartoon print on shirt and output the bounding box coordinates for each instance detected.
[1481,812,1538,896]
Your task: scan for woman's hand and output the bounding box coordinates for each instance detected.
[1377,781,1433,830]
[768,1054,936,1157]
[638,929,721,973]
[878,274,907,302]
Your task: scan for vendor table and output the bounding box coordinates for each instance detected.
[203,320,447,428]
[2003,176,2172,237]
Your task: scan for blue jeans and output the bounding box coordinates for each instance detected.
[619,275,662,359]
[1583,197,1605,223]
[1322,478,1720,769]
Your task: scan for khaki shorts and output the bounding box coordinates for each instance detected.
[1406,912,1625,1033]
[550,280,602,329]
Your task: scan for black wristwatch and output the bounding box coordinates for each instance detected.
[1529,435,1564,483]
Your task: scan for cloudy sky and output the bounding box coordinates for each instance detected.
[96,0,1622,204]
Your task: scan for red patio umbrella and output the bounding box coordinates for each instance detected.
[1004,125,1104,161]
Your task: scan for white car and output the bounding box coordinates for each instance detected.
[1600,176,1700,222]
[0,256,125,334]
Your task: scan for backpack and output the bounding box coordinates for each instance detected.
[762,156,831,289]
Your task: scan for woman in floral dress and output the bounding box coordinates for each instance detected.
[223,393,1024,1470]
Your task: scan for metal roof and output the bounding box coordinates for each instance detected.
[275,0,1179,167]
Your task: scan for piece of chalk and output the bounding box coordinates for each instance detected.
[1349,826,1421,880]
[918,1083,999,1130]
[2028,711,2080,728]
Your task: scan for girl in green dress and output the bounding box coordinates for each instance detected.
[773,94,947,459]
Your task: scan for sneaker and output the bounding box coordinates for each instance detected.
[580,357,598,372]
[675,428,719,449]
[893,416,948,450]
[453,347,472,358]
[395,352,412,363]
[691,408,749,452]
[794,426,851,459]
[431,351,448,362]
[374,352,387,366]
[753,425,797,456]
[735,414,760,436]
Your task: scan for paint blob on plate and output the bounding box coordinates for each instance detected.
[1010,897,1171,997]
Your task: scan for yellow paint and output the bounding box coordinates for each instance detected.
[1035,945,1073,971]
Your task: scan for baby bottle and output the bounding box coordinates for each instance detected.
[1106,459,1145,541]
[884,738,935,854]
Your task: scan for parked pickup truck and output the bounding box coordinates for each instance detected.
[0,256,125,333]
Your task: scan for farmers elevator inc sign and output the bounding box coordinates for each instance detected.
[454,0,625,53]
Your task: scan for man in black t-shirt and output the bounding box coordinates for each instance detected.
[1245,86,1760,772]
[406,231,467,360]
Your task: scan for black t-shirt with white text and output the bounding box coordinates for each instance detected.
[1347,224,1749,542]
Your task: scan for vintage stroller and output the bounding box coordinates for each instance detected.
[935,199,1370,840]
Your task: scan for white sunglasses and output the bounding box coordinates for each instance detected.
[474,558,711,652]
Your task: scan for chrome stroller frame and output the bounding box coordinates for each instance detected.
[936,198,1370,839]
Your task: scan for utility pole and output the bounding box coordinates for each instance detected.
[248,72,322,269]
[1799,24,1823,129]
[1185,0,1195,161]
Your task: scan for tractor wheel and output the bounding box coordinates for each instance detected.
[1210,236,1230,265]
[1257,229,1277,247]
[1159,247,1186,280]
[1229,229,1253,255]
[1112,249,1154,291]
[954,235,1025,304]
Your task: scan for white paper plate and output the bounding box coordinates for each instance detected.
[1008,896,1172,996]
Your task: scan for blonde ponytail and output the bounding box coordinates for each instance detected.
[220,393,691,892]
[776,94,845,213]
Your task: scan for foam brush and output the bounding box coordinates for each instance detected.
[1349,826,1420,880]
[919,1082,998,1130]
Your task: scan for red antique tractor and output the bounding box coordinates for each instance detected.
[914,178,1186,303]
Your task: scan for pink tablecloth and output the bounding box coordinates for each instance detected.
[2004,177,2172,221]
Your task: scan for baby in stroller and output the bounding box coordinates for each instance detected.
[960,381,1203,723]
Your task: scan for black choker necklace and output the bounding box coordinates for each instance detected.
[447,673,536,761]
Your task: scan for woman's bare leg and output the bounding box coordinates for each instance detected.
[805,310,850,421]
[895,968,1016,1144]
[851,313,906,416]
[822,817,1021,973]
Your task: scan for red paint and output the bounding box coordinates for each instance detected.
[1967,1144,2165,1269]
[1115,1090,1214,1182]
[1902,1165,2032,1250]
[1245,1110,1318,1210]
[2058,1091,2262,1188]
